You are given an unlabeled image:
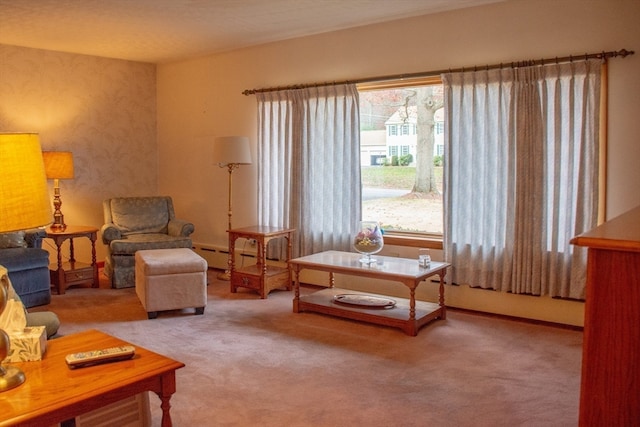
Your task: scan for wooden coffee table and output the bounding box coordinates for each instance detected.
[0,329,184,427]
[290,250,450,336]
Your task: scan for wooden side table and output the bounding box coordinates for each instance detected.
[228,226,295,298]
[46,225,99,294]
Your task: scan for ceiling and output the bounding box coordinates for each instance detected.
[0,0,503,64]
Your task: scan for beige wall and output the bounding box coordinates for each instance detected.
[0,45,157,263]
[0,0,638,325]
[157,0,640,326]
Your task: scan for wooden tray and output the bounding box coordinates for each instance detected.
[332,293,396,309]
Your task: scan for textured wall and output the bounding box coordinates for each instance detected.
[0,44,157,263]
[158,0,640,326]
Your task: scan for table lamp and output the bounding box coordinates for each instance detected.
[213,136,252,280]
[42,151,74,231]
[0,132,53,392]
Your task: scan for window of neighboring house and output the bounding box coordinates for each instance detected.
[358,77,444,246]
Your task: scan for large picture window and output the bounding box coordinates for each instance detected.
[358,79,444,239]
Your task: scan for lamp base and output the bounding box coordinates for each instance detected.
[50,210,66,232]
[217,270,231,281]
[0,365,26,392]
[49,222,67,232]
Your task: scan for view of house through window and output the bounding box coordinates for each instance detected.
[358,80,444,236]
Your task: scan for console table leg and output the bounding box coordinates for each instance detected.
[438,271,447,320]
[293,267,301,313]
[54,240,65,295]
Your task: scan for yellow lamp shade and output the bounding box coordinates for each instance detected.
[0,133,53,232]
[43,151,75,179]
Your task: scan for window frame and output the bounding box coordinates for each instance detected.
[357,76,444,249]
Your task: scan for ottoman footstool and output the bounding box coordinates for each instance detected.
[135,248,208,319]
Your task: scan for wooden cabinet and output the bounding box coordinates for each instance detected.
[228,226,295,299]
[571,205,640,426]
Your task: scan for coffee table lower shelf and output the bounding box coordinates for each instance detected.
[295,287,445,336]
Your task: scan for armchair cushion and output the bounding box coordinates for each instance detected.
[109,233,193,254]
[109,197,172,235]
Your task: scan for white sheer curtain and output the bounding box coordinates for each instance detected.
[256,84,361,259]
[442,59,601,299]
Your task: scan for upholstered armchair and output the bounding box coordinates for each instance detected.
[0,229,51,308]
[101,196,194,289]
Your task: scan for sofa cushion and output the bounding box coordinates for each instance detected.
[0,248,51,308]
[109,233,193,255]
[109,198,170,235]
[0,231,27,249]
[0,248,49,271]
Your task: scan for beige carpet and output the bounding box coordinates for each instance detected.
[33,269,582,427]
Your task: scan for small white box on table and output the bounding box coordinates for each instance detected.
[3,326,47,363]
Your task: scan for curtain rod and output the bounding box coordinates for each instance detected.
[242,48,634,96]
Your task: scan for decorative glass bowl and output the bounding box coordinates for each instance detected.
[353,221,384,264]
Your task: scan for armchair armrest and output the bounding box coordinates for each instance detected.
[168,219,194,237]
[24,228,47,248]
[101,224,123,244]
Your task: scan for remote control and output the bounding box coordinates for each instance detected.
[65,345,136,369]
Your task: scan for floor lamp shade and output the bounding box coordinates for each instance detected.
[213,136,252,166]
[0,133,53,233]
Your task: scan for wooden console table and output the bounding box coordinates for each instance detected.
[228,226,295,298]
[571,205,640,426]
[0,329,184,427]
[290,250,449,336]
[46,225,99,294]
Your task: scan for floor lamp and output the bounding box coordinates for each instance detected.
[213,136,252,281]
[0,133,53,392]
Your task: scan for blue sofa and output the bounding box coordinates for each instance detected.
[0,229,51,308]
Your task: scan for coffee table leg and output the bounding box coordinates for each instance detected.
[155,371,177,427]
